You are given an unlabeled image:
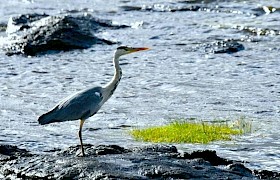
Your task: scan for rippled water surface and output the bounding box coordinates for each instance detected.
[0,0,280,171]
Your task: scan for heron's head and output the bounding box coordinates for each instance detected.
[115,46,149,57]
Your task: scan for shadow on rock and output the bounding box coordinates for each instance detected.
[3,13,128,56]
[0,145,31,161]
[1,144,279,179]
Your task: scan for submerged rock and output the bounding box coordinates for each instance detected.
[120,4,200,12]
[234,25,280,36]
[3,13,128,56]
[0,23,7,32]
[0,144,279,179]
[203,39,245,54]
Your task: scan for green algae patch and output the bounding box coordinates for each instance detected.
[131,121,243,144]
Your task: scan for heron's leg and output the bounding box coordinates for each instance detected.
[78,119,85,156]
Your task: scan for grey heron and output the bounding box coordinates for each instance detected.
[38,46,149,156]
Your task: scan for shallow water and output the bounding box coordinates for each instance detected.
[0,0,280,171]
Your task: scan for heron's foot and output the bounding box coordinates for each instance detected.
[76,149,86,157]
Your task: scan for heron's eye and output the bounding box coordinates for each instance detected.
[117,46,128,50]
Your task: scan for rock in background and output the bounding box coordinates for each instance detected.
[3,13,128,56]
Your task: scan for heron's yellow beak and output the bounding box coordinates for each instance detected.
[129,47,150,53]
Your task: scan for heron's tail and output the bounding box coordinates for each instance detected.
[38,107,58,125]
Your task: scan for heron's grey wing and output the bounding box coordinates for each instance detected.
[56,87,103,121]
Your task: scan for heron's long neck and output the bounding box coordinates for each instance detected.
[104,54,122,95]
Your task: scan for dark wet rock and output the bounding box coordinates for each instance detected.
[227,163,253,177]
[203,39,245,54]
[0,145,31,161]
[120,4,201,12]
[57,144,130,156]
[171,5,201,12]
[3,13,128,56]
[133,144,178,154]
[6,13,49,34]
[254,169,280,179]
[181,149,234,165]
[234,25,280,36]
[108,124,134,130]
[121,4,248,14]
[120,5,143,12]
[0,144,279,179]
[120,3,256,17]
[252,6,279,16]
[0,23,7,32]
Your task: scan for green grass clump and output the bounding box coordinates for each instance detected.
[131,121,244,144]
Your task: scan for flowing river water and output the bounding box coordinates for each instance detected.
[0,0,279,172]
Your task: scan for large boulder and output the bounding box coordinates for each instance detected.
[1,144,279,179]
[3,13,128,56]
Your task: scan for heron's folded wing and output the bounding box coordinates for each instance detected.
[55,87,103,121]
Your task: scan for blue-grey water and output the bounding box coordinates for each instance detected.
[0,0,280,172]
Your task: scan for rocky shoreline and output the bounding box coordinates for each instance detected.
[0,144,279,179]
